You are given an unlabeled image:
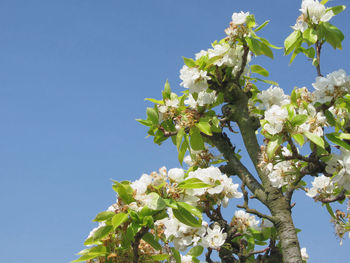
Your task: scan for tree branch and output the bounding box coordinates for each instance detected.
[207,132,267,204]
[132,227,149,263]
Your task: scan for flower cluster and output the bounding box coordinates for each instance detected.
[225,11,251,38]
[313,69,350,104]
[300,0,334,25]
[306,175,335,198]
[326,149,350,191]
[185,166,243,207]
[231,210,260,233]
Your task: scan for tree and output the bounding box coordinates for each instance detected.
[73,1,349,262]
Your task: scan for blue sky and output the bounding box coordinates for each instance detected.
[0,0,349,262]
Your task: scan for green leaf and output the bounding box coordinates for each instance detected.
[327,5,346,15]
[246,14,256,28]
[325,203,336,219]
[187,245,204,257]
[303,28,318,44]
[177,202,203,219]
[176,128,185,150]
[325,110,336,126]
[178,178,212,189]
[147,192,166,211]
[183,57,196,67]
[254,20,269,32]
[322,22,344,49]
[260,41,274,59]
[93,211,115,222]
[326,133,350,151]
[145,98,164,104]
[171,247,181,263]
[164,198,178,209]
[251,64,269,77]
[339,133,350,140]
[91,225,113,242]
[162,80,171,100]
[136,119,153,127]
[320,0,329,4]
[290,114,308,127]
[146,107,159,125]
[246,37,262,56]
[284,30,302,55]
[71,253,105,263]
[196,121,212,136]
[292,133,305,146]
[142,232,162,251]
[291,88,297,105]
[112,181,134,204]
[172,207,202,227]
[301,47,315,59]
[178,136,188,165]
[304,131,325,149]
[267,137,282,160]
[151,254,169,260]
[190,127,205,150]
[112,212,129,229]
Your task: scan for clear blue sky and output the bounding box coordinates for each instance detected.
[0,0,349,262]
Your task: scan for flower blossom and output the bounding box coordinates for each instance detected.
[300,0,334,24]
[232,210,260,233]
[306,175,335,198]
[257,86,290,110]
[301,247,309,261]
[180,65,210,94]
[201,224,227,249]
[231,11,250,25]
[263,105,288,135]
[313,69,350,104]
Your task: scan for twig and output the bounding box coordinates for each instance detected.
[205,248,214,263]
[132,227,149,263]
[235,43,250,83]
[315,40,323,77]
[319,190,346,203]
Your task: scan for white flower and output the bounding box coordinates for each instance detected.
[131,173,152,196]
[180,255,194,263]
[184,155,194,166]
[301,247,309,261]
[268,161,296,188]
[291,20,308,32]
[232,210,260,233]
[231,11,250,25]
[195,50,208,60]
[257,86,290,110]
[306,175,335,198]
[185,91,217,108]
[168,168,185,182]
[197,91,217,106]
[313,69,350,104]
[263,105,288,135]
[300,0,334,24]
[180,65,210,94]
[201,224,227,249]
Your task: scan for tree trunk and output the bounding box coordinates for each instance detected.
[267,191,302,263]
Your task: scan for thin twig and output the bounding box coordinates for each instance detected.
[132,227,149,263]
[315,40,323,77]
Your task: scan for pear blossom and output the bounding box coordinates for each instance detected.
[231,11,250,25]
[257,86,290,110]
[300,0,334,24]
[301,247,309,261]
[232,210,260,233]
[306,175,335,198]
[291,20,308,33]
[263,105,289,135]
[180,65,210,94]
[313,69,350,104]
[268,161,296,188]
[168,168,185,182]
[201,224,227,249]
[326,149,350,190]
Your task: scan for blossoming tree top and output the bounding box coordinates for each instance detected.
[74,1,348,262]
